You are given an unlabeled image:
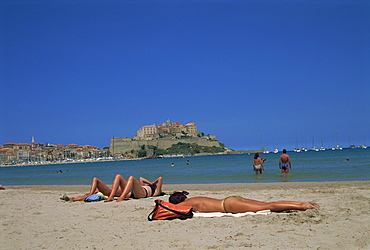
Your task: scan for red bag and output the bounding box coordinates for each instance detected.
[148,199,193,221]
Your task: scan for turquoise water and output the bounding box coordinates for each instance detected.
[0,148,369,185]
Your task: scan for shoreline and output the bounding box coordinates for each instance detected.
[1,181,369,249]
[5,179,369,189]
[2,146,367,167]
[3,179,369,187]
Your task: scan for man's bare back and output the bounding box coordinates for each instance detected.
[179,197,224,212]
[280,154,290,164]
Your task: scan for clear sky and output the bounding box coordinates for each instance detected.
[1,0,369,151]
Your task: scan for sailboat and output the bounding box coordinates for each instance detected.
[294,133,301,152]
[348,134,356,148]
[332,132,342,150]
[319,135,326,150]
[312,134,319,151]
[359,134,367,149]
[272,137,278,153]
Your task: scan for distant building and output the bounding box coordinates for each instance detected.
[0,137,109,165]
[134,120,199,140]
[110,120,224,156]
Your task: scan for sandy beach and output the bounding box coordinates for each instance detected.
[0,181,369,249]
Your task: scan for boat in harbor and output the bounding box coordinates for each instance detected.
[358,134,367,149]
[332,133,342,150]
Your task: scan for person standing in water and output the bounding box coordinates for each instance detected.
[252,153,264,175]
[279,149,292,175]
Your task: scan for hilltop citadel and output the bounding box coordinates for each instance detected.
[111,120,227,158]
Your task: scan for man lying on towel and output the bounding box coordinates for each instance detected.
[169,192,319,213]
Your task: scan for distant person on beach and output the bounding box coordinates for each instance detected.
[252,153,264,175]
[0,185,5,190]
[169,192,319,213]
[279,149,292,175]
[63,175,163,202]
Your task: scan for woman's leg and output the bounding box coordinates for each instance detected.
[226,197,319,213]
[88,177,113,196]
[105,174,127,202]
[67,177,112,202]
[239,196,270,205]
[266,201,319,212]
[116,176,146,202]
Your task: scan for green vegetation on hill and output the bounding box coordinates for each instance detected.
[138,142,226,157]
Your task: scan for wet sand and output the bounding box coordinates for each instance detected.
[0,181,369,249]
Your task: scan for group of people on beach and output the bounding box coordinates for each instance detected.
[252,149,292,175]
[63,175,164,202]
[63,171,319,213]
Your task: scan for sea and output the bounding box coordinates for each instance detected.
[0,148,369,186]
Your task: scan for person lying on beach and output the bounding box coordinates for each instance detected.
[63,175,163,202]
[105,175,164,202]
[169,192,320,213]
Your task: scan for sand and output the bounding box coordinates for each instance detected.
[0,181,369,249]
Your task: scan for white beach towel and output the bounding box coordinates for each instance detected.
[192,210,271,218]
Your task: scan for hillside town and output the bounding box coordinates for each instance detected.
[0,137,109,166]
[1,120,230,166]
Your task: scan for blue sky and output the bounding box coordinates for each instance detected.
[1,0,369,151]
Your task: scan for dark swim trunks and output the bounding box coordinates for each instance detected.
[281,164,289,170]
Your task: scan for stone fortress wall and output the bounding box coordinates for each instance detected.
[109,120,223,155]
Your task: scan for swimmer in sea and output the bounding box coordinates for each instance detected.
[279,149,292,175]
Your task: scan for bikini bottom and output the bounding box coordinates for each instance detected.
[222,196,243,213]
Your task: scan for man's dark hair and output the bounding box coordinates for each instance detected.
[169,192,187,204]
[283,149,287,153]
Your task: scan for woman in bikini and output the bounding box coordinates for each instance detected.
[63,175,163,202]
[253,153,264,175]
[169,192,319,213]
[105,175,163,202]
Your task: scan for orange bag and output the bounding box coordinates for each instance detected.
[148,199,193,221]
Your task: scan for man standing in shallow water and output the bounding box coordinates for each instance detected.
[279,149,292,175]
